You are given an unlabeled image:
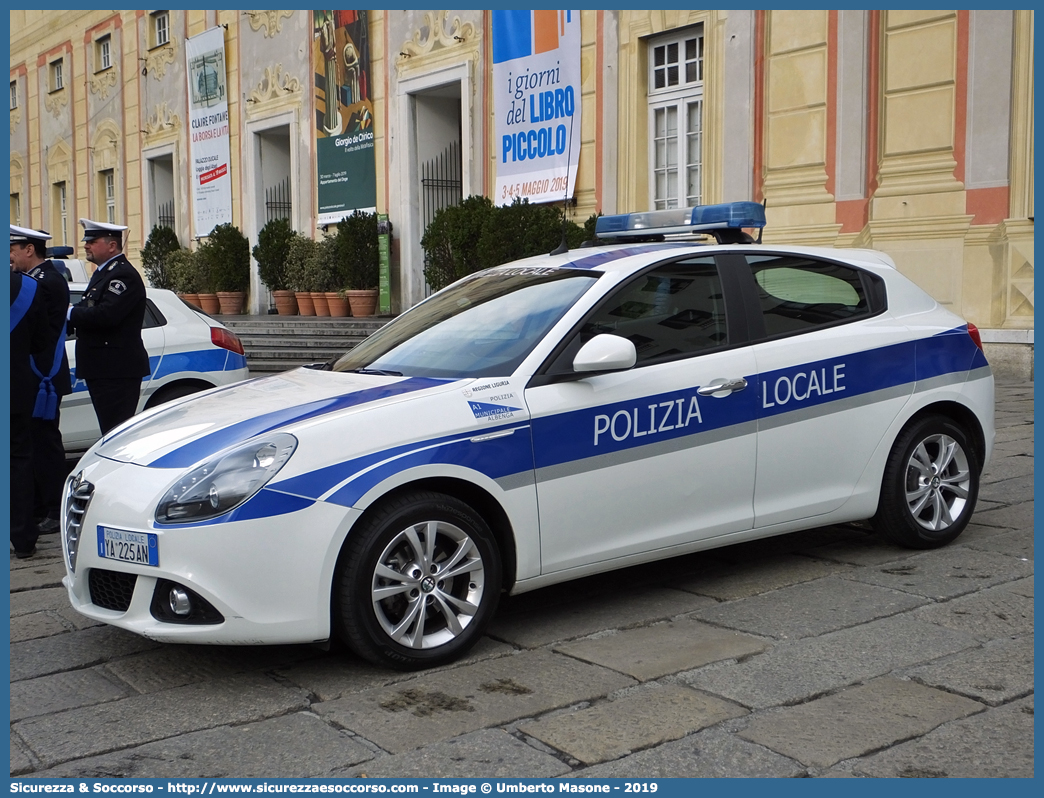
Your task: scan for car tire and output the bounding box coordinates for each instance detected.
[872,414,980,549]
[335,490,502,670]
[144,382,207,410]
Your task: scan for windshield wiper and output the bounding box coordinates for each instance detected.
[344,368,404,376]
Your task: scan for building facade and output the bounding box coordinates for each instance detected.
[10,10,1034,373]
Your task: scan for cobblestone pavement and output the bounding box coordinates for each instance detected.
[9,381,1033,778]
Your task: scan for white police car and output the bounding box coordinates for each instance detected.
[61,285,250,450]
[47,245,91,283]
[60,202,993,669]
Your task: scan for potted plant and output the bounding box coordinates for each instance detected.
[286,233,318,316]
[140,225,181,290]
[325,289,349,318]
[186,241,219,315]
[253,217,297,315]
[307,235,337,317]
[317,232,347,317]
[168,247,205,309]
[335,210,380,317]
[199,223,250,315]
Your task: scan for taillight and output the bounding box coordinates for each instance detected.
[966,322,984,352]
[211,327,245,356]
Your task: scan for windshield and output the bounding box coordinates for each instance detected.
[332,267,600,378]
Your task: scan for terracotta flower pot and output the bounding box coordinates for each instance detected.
[178,292,201,309]
[198,293,221,315]
[272,290,298,315]
[346,289,378,318]
[325,292,349,317]
[216,291,246,315]
[295,291,315,316]
[311,291,330,317]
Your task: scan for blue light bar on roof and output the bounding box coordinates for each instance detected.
[595,202,766,239]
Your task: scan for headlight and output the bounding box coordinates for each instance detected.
[156,434,297,524]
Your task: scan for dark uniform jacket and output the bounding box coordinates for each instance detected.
[10,272,50,414]
[67,253,151,380]
[27,259,72,396]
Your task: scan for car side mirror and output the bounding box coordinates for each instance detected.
[572,334,637,373]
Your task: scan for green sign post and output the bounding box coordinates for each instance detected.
[377,214,391,315]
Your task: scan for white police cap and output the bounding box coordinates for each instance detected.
[10,224,52,245]
[80,218,128,242]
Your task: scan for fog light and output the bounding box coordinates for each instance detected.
[168,587,192,616]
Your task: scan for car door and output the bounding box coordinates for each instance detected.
[731,251,915,528]
[524,254,759,574]
[136,298,168,408]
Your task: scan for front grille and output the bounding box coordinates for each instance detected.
[64,474,94,573]
[89,569,138,612]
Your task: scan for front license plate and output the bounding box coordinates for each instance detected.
[97,526,159,567]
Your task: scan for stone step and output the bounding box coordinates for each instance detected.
[235,334,372,347]
[212,314,391,374]
[216,319,386,332]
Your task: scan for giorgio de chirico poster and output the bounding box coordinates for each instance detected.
[314,10,377,225]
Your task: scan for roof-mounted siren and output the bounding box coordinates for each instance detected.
[47,245,75,259]
[594,201,767,244]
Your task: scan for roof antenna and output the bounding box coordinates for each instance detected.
[549,102,577,256]
[756,198,766,244]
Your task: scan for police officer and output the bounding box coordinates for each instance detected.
[10,225,72,534]
[10,268,50,558]
[67,219,150,435]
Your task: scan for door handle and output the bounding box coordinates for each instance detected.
[697,377,748,397]
[470,428,516,443]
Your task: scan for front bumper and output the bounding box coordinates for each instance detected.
[60,456,361,645]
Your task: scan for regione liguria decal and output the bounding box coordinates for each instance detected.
[464,380,522,422]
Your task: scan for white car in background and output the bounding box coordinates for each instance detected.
[58,202,994,670]
[47,245,91,283]
[61,285,250,451]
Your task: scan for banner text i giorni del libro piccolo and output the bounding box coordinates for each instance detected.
[315,9,377,225]
[186,26,233,237]
[492,10,581,207]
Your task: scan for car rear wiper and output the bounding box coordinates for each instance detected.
[344,368,404,376]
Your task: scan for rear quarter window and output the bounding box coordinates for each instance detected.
[746,254,877,337]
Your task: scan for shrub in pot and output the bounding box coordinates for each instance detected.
[168,248,205,309]
[253,218,297,315]
[198,223,250,313]
[334,210,380,290]
[333,210,380,316]
[309,235,339,316]
[286,233,320,316]
[140,225,181,290]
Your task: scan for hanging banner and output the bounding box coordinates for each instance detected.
[314,10,377,225]
[492,10,581,206]
[185,26,233,237]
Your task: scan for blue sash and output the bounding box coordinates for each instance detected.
[9,274,37,332]
[11,273,67,420]
[30,319,68,420]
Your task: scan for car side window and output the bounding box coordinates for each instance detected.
[67,292,165,333]
[578,257,727,366]
[745,254,870,337]
[143,299,166,329]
